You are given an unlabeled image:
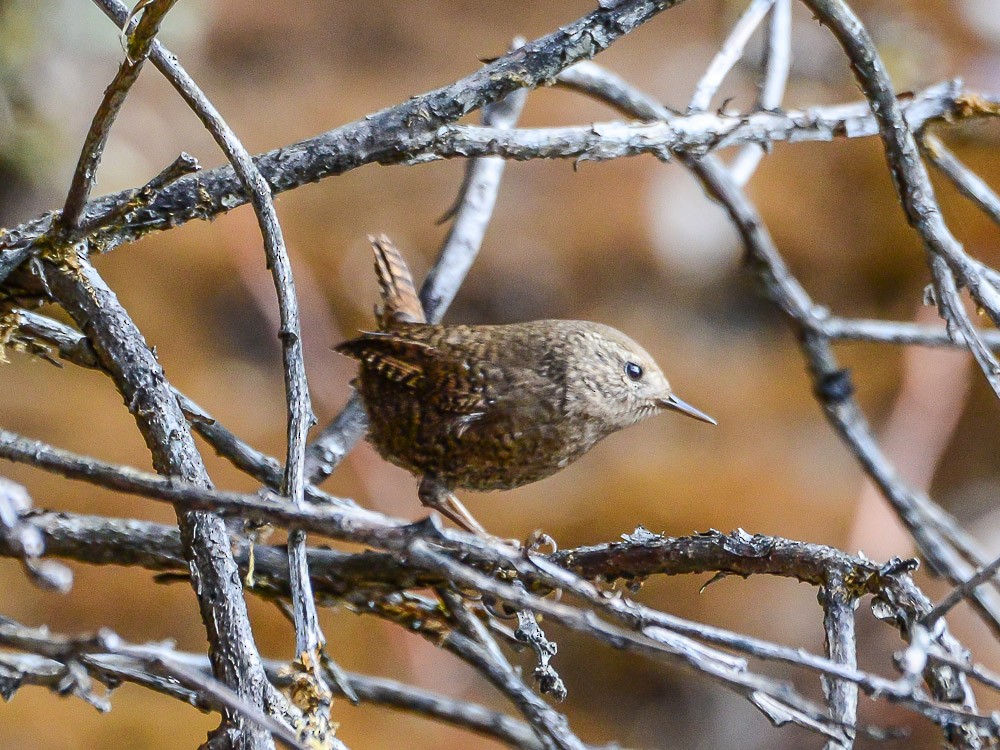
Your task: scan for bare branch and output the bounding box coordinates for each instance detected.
[728,0,791,183]
[417,82,994,164]
[0,0,689,286]
[822,316,1000,349]
[924,550,1000,627]
[799,0,1000,393]
[437,587,583,750]
[90,0,328,697]
[820,576,858,750]
[923,132,1000,229]
[688,0,775,113]
[60,0,180,230]
[76,151,201,239]
[2,646,560,750]
[34,252,279,748]
[0,504,989,739]
[0,618,306,750]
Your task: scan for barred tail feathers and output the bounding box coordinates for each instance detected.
[370,234,425,327]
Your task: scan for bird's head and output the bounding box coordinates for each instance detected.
[563,322,716,433]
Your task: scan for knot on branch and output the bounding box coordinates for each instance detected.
[814,368,855,405]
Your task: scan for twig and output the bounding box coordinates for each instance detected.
[694,153,1000,637]
[2,307,353,510]
[0,506,989,738]
[728,0,791,184]
[76,151,201,239]
[0,0,689,289]
[418,82,997,163]
[929,253,1000,399]
[437,587,583,750]
[0,477,72,592]
[0,618,306,750]
[799,0,1000,386]
[423,57,530,321]
[923,132,1000,229]
[688,0,775,113]
[820,575,858,750]
[59,0,180,230]
[2,80,994,288]
[35,251,279,748]
[93,0,328,697]
[412,541,856,743]
[924,551,1000,626]
[2,647,566,750]
[136,656,308,750]
[513,590,567,702]
[822,316,1000,348]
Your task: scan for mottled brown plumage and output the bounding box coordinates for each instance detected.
[336,235,715,535]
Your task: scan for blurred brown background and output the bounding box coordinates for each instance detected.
[2,0,1000,747]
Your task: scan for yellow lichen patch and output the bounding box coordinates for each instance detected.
[0,309,25,363]
[953,92,1000,120]
[280,652,339,750]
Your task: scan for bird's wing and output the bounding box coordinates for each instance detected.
[335,331,434,388]
[334,331,491,414]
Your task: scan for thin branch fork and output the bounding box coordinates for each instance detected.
[0,618,306,750]
[0,428,987,740]
[96,0,331,709]
[36,251,281,749]
[59,0,180,231]
[0,0,688,287]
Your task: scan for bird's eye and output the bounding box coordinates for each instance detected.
[624,361,643,381]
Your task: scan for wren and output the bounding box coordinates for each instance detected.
[336,235,716,536]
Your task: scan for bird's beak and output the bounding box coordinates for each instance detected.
[657,394,717,425]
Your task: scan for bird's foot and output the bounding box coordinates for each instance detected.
[417,477,493,535]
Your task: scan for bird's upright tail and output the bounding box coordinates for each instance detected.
[370,234,426,327]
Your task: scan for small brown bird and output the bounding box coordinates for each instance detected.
[336,235,715,536]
